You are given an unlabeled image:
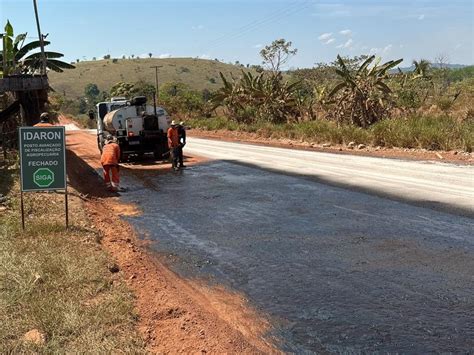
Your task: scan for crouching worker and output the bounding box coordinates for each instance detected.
[101,135,125,192]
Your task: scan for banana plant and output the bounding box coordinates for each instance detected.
[213,70,302,123]
[329,55,403,127]
[0,20,74,77]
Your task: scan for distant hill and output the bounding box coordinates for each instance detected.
[48,58,252,99]
[395,64,470,73]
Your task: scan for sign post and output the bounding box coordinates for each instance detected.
[19,126,68,229]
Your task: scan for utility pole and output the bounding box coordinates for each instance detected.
[32,0,47,76]
[150,65,163,105]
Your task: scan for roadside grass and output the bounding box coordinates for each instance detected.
[0,163,145,352]
[189,115,473,152]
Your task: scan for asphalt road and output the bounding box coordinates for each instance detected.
[118,138,473,353]
[185,137,474,216]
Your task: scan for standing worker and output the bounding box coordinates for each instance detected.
[100,135,124,192]
[177,121,187,168]
[34,112,53,127]
[167,120,180,171]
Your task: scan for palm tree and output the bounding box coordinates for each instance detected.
[0,20,74,77]
[412,59,431,79]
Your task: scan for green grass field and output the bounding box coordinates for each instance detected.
[48,57,249,99]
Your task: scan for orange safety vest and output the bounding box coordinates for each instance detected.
[34,122,53,127]
[101,142,121,166]
[167,127,180,148]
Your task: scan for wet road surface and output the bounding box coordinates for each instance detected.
[117,153,474,353]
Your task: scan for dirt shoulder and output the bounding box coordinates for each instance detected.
[188,128,473,165]
[65,130,278,353]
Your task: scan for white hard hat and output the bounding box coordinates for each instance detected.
[171,120,177,126]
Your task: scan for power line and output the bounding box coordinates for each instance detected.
[201,0,314,53]
[204,0,302,48]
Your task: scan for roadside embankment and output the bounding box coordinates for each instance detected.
[187,115,473,164]
[0,156,144,352]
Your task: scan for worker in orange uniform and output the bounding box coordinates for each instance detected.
[100,135,124,192]
[167,120,180,171]
[34,112,53,127]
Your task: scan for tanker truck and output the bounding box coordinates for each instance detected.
[90,96,171,162]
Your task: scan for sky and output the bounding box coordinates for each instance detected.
[1,0,473,68]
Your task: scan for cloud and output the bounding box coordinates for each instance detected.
[253,44,263,49]
[382,44,393,54]
[198,54,211,60]
[340,29,352,36]
[158,53,171,59]
[340,38,353,49]
[324,38,335,45]
[418,14,425,20]
[192,24,204,30]
[367,45,392,56]
[318,32,333,40]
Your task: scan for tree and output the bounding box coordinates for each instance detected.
[110,82,137,98]
[134,80,155,100]
[148,53,152,58]
[92,57,96,61]
[434,53,449,70]
[84,83,100,98]
[412,59,431,79]
[0,20,75,76]
[260,38,297,73]
[103,54,111,60]
[329,55,403,127]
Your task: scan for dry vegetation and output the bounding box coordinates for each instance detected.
[0,157,145,352]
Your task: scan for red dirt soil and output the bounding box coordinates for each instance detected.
[65,129,279,353]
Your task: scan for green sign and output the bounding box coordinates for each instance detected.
[19,127,66,191]
[33,168,55,188]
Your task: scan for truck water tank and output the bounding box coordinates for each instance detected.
[103,108,130,132]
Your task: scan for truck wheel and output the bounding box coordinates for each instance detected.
[153,150,162,161]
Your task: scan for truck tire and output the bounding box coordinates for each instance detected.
[153,150,162,161]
